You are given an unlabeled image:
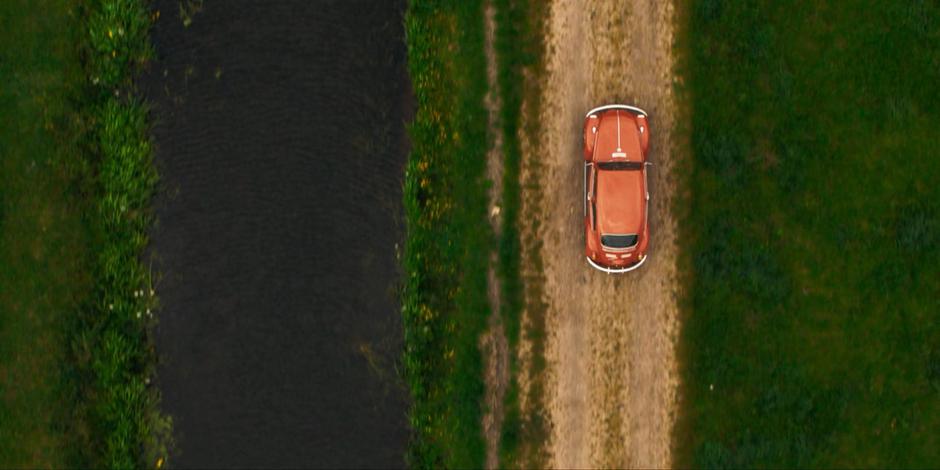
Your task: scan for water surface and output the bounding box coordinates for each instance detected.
[143,1,410,466]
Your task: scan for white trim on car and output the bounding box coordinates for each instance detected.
[585,104,648,118]
[586,254,648,274]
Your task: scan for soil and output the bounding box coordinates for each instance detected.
[518,0,681,467]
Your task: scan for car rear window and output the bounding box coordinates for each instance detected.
[597,161,643,170]
[601,234,638,248]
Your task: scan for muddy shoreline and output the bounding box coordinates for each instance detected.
[143,1,411,466]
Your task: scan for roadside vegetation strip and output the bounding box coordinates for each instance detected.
[67,0,170,467]
[402,1,491,467]
[677,1,940,467]
[489,0,550,467]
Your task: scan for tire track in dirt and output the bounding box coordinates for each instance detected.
[522,0,680,467]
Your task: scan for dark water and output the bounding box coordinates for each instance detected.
[142,1,410,467]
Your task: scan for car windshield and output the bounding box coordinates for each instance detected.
[601,234,638,248]
[597,161,643,170]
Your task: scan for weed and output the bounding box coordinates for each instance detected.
[178,0,203,28]
[84,0,153,89]
[67,0,170,467]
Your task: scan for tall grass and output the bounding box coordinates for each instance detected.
[66,0,170,467]
[401,1,490,467]
[677,1,940,467]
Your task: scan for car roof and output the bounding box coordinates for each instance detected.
[595,169,645,234]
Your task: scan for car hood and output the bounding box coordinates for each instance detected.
[595,169,645,235]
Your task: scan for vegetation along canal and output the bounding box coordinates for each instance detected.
[143,1,411,466]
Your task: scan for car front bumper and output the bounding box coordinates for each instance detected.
[586,254,647,274]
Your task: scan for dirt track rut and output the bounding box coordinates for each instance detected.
[519,0,681,467]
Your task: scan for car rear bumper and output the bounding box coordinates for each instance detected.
[586,255,647,274]
[585,104,648,118]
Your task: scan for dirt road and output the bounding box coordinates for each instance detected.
[519,0,680,467]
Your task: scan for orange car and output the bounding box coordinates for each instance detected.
[583,104,650,273]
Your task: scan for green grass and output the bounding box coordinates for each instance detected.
[489,0,549,467]
[0,0,167,468]
[677,1,940,467]
[403,1,551,466]
[69,1,170,468]
[401,1,491,467]
[0,2,90,467]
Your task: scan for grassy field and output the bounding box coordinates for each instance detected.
[401,1,491,467]
[677,1,940,467]
[1,0,168,467]
[0,2,89,466]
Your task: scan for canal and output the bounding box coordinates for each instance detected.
[143,1,411,466]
